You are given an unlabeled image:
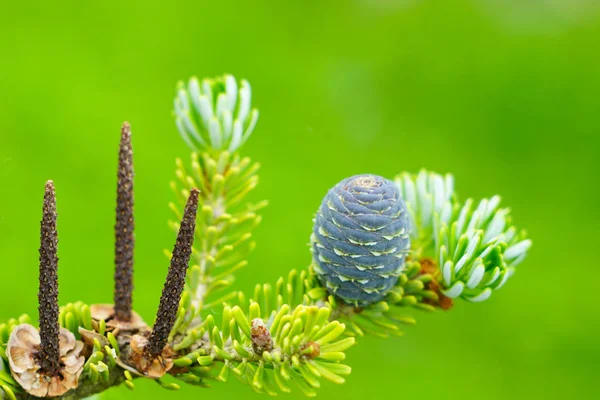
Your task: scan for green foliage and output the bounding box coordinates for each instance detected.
[173,74,259,154]
[395,170,456,249]
[169,150,267,331]
[241,264,433,340]
[245,269,316,316]
[59,302,93,338]
[171,301,353,396]
[80,330,119,386]
[396,170,531,302]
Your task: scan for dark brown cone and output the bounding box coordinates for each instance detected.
[38,181,61,376]
[114,122,135,322]
[146,189,199,357]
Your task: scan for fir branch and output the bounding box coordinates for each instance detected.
[114,122,135,322]
[0,74,532,400]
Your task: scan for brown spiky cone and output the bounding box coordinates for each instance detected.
[38,181,61,376]
[114,122,135,322]
[146,189,199,357]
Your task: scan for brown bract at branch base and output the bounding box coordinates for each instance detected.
[119,333,176,379]
[420,258,454,310]
[89,304,147,332]
[300,341,321,359]
[7,325,84,397]
[7,181,86,398]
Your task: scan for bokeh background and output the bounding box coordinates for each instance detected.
[1,1,598,399]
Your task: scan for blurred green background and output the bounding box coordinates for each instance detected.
[1,0,598,399]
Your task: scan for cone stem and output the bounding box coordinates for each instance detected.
[114,122,135,322]
[146,189,199,357]
[38,181,61,376]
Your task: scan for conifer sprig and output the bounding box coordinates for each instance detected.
[395,170,530,302]
[174,75,259,153]
[0,74,530,400]
[168,75,266,331]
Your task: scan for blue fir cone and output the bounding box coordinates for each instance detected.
[311,174,411,307]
